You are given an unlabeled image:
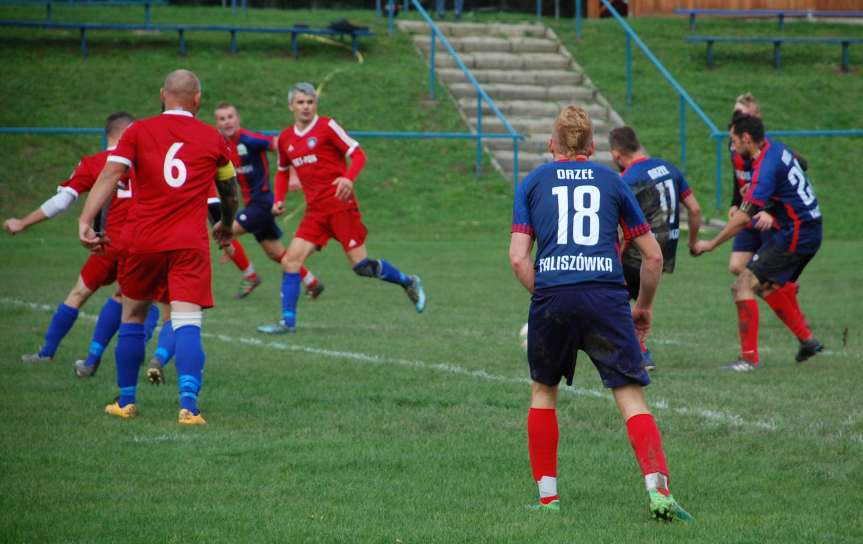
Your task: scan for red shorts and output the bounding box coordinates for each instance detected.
[119,248,213,308]
[295,207,368,252]
[79,246,124,291]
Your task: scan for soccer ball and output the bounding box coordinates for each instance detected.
[519,322,528,351]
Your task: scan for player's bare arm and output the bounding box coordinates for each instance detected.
[212,167,239,247]
[4,208,48,235]
[692,206,754,256]
[631,231,663,340]
[681,193,702,254]
[79,161,126,251]
[508,232,535,294]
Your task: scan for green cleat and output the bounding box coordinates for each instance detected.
[526,499,560,513]
[648,489,694,522]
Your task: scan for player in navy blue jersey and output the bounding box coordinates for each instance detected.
[213,103,324,298]
[609,126,702,371]
[725,93,809,368]
[510,106,693,521]
[693,114,823,370]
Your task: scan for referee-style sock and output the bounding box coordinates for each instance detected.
[174,324,205,414]
[764,288,812,342]
[528,408,560,504]
[39,303,79,358]
[626,413,671,495]
[281,272,301,328]
[115,323,146,407]
[83,298,122,367]
[144,304,160,342]
[154,319,175,367]
[299,265,319,289]
[735,299,760,364]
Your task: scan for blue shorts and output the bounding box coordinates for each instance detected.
[237,204,282,242]
[731,226,774,253]
[527,283,650,389]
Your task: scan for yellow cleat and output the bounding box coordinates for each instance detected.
[104,400,137,419]
[178,408,206,425]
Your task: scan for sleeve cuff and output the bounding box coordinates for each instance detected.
[621,222,650,240]
[680,188,692,200]
[107,155,132,167]
[511,224,534,236]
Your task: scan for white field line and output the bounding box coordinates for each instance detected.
[0,297,782,431]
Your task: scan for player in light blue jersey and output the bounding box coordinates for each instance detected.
[510,106,693,521]
[694,114,823,370]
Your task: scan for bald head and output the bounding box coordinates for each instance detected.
[160,69,202,114]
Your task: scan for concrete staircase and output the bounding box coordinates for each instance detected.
[398,20,626,180]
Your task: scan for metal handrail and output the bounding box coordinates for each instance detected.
[389,0,524,187]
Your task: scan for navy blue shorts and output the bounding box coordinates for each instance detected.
[748,239,817,287]
[527,284,650,390]
[237,204,282,242]
[731,226,773,253]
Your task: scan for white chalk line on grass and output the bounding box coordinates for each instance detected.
[1,297,783,432]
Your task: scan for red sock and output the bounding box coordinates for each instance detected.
[626,413,669,493]
[735,299,760,363]
[229,240,255,278]
[528,408,559,503]
[639,338,648,354]
[299,265,318,288]
[765,288,811,341]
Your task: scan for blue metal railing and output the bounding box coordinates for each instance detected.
[388,0,523,187]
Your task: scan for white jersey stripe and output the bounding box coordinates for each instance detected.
[107,155,132,167]
[328,119,359,154]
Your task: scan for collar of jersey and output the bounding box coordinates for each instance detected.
[293,115,319,137]
[106,145,117,151]
[622,155,650,176]
[162,109,194,118]
[554,155,590,163]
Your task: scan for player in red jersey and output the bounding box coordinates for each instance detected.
[3,112,159,373]
[213,102,325,300]
[256,83,426,334]
[79,69,239,424]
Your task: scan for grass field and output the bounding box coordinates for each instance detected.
[1,6,862,543]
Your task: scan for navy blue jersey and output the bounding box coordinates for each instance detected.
[228,128,275,207]
[512,160,650,290]
[743,139,822,254]
[620,156,691,273]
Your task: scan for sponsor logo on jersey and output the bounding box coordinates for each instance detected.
[236,165,254,175]
[237,143,248,156]
[287,144,295,152]
[307,137,318,149]
[292,154,318,167]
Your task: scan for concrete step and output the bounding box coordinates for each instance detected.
[450,82,596,102]
[470,115,610,135]
[495,150,615,172]
[434,52,571,70]
[399,20,548,39]
[486,133,611,153]
[412,35,560,54]
[459,98,608,121]
[437,67,581,86]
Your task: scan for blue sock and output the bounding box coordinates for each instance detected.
[83,298,122,367]
[39,303,79,358]
[354,258,411,287]
[144,304,160,342]
[175,325,205,414]
[115,323,145,407]
[281,272,301,328]
[154,319,175,367]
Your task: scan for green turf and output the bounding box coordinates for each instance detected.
[1,7,862,543]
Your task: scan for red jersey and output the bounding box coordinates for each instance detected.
[108,110,231,253]
[277,115,360,213]
[62,148,133,249]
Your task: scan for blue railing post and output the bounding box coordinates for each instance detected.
[429,33,437,99]
[625,33,633,105]
[46,2,51,23]
[536,0,542,20]
[145,3,151,25]
[679,95,686,173]
[376,0,382,16]
[387,0,395,36]
[715,135,723,215]
[513,137,520,189]
[475,95,483,176]
[575,0,582,39]
[403,0,409,14]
